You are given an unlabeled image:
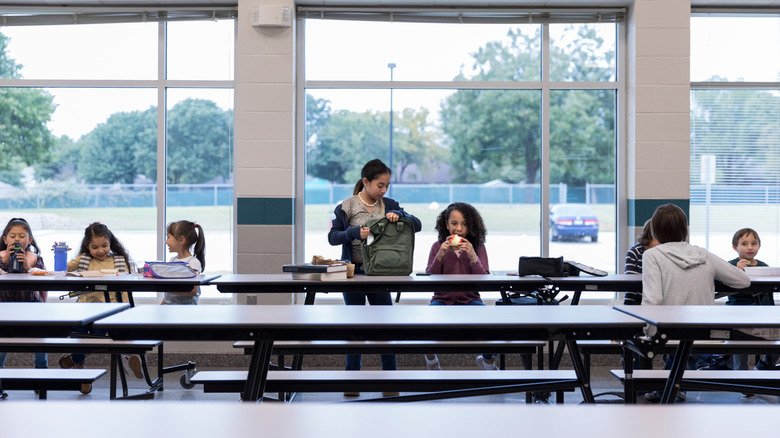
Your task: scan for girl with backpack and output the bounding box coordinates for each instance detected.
[327,159,421,394]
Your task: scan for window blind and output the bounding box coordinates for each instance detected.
[0,7,237,26]
[298,6,625,24]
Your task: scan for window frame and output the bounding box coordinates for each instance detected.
[294,10,626,304]
[0,19,236,304]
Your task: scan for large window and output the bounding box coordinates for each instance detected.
[299,9,622,284]
[0,16,235,301]
[690,12,780,265]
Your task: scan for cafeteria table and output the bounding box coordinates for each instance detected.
[95,304,646,403]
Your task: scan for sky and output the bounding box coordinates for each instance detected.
[3,20,234,140]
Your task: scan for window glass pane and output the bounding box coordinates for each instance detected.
[549,23,616,82]
[305,88,542,273]
[691,15,780,82]
[305,21,540,82]
[690,88,780,265]
[548,89,616,273]
[0,88,158,290]
[167,20,235,81]
[2,24,157,80]
[166,88,234,299]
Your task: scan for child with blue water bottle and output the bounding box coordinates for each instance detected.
[0,218,48,377]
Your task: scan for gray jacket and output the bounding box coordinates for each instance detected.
[642,242,750,305]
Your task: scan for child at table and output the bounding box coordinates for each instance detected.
[162,220,205,305]
[621,220,658,372]
[642,204,750,306]
[641,205,750,401]
[423,202,496,371]
[623,219,658,305]
[327,159,422,395]
[0,217,48,372]
[59,222,135,393]
[726,228,778,371]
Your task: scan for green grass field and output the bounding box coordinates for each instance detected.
[1,207,234,232]
[306,203,616,233]
[4,203,771,237]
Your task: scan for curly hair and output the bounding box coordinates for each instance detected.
[434,202,487,251]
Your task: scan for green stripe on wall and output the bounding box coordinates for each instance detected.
[627,199,689,227]
[237,197,294,225]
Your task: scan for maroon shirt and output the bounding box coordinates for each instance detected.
[426,241,489,305]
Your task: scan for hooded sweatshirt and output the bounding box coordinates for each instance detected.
[642,241,750,306]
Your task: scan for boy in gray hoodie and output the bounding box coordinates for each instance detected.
[642,204,750,306]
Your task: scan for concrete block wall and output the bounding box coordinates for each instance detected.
[627,0,692,232]
[234,0,296,304]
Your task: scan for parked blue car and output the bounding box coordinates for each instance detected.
[550,204,599,243]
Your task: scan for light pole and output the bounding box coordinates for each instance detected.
[387,62,396,193]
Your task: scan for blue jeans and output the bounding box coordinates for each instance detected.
[70,324,108,365]
[0,352,48,368]
[429,300,494,361]
[343,288,396,371]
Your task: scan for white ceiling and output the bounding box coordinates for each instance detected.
[0,0,777,9]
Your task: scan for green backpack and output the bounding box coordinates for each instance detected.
[360,217,415,276]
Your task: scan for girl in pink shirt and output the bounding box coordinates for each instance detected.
[424,203,495,370]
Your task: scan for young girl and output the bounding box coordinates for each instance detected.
[0,217,48,371]
[327,159,421,394]
[423,203,496,371]
[163,220,205,305]
[60,222,133,394]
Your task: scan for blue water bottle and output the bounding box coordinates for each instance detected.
[53,242,69,272]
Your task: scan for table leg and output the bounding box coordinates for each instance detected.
[243,340,274,403]
[622,343,635,404]
[564,339,595,403]
[660,340,693,404]
[109,354,117,400]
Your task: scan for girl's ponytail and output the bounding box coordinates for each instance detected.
[193,224,206,271]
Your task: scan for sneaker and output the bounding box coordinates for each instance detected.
[124,355,144,379]
[382,392,400,397]
[343,391,360,397]
[703,357,731,370]
[754,359,778,370]
[476,355,498,370]
[640,391,661,403]
[59,354,74,369]
[73,363,91,394]
[425,356,442,370]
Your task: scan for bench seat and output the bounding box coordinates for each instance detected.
[0,368,106,399]
[192,369,577,401]
[610,369,780,397]
[235,340,545,355]
[0,337,163,399]
[235,340,545,371]
[580,339,780,355]
[0,337,162,354]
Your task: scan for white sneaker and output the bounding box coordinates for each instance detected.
[476,355,498,370]
[425,355,442,370]
[123,355,144,379]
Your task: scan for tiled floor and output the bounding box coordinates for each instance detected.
[2,365,779,404]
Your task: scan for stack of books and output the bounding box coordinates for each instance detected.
[283,263,348,281]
